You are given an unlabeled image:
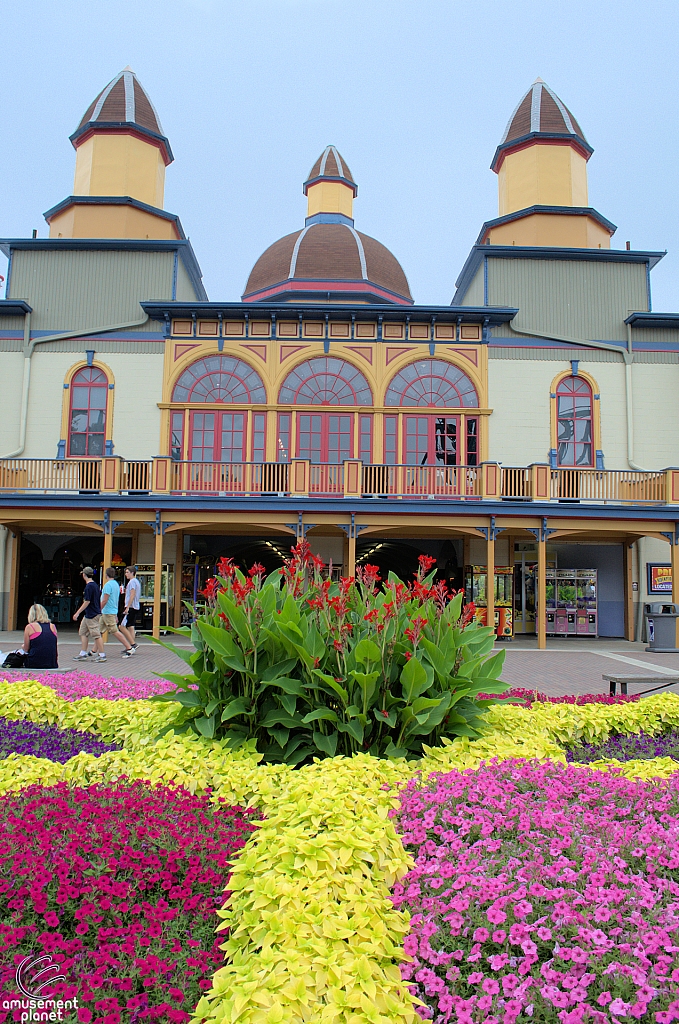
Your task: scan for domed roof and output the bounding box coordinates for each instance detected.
[304,145,357,196]
[491,79,592,171]
[70,67,172,164]
[242,222,412,304]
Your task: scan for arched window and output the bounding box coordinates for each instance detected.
[278,358,372,405]
[172,355,266,403]
[556,376,593,467]
[385,359,478,407]
[68,367,109,457]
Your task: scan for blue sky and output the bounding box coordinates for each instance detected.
[2,0,679,310]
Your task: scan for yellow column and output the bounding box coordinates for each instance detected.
[348,533,356,578]
[672,530,679,649]
[174,532,183,628]
[537,533,547,650]
[486,533,495,638]
[623,540,635,642]
[7,531,19,632]
[101,527,113,645]
[153,524,163,640]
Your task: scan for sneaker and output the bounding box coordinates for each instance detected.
[97,655,107,662]
[122,649,134,657]
[73,653,89,661]
[130,643,139,651]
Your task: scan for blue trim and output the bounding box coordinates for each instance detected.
[571,359,579,375]
[86,349,94,366]
[142,300,518,326]
[105,440,114,456]
[43,196,187,239]
[4,252,12,300]
[549,449,558,469]
[596,450,605,470]
[0,298,31,315]
[305,213,355,227]
[483,256,488,305]
[56,440,65,459]
[172,251,178,301]
[69,121,173,163]
[303,174,357,196]
[453,245,666,305]
[625,312,679,329]
[490,131,593,171]
[1,492,679,522]
[476,205,617,244]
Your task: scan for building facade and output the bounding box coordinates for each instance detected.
[1,70,678,645]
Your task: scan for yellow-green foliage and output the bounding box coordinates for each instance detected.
[2,681,679,1023]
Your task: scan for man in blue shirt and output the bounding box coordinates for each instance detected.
[72,567,106,662]
[101,567,135,657]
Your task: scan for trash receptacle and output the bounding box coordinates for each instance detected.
[645,603,679,653]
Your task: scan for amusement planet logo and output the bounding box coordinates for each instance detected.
[1,954,79,1021]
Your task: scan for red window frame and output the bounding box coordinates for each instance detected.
[189,410,248,463]
[556,376,593,467]
[384,415,398,465]
[170,411,184,460]
[68,367,108,457]
[277,413,291,463]
[402,415,478,466]
[296,412,354,463]
[359,415,372,463]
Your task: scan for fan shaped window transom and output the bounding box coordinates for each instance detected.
[278,357,373,405]
[385,359,478,408]
[172,356,266,404]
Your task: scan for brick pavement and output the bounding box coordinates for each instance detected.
[2,630,679,698]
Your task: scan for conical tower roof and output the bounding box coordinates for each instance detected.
[304,145,357,196]
[70,67,172,164]
[491,79,592,171]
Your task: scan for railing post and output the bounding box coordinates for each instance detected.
[290,460,310,498]
[481,462,501,500]
[152,457,172,494]
[530,463,551,501]
[665,468,679,505]
[343,460,362,498]
[101,456,123,493]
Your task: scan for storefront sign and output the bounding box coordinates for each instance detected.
[647,563,673,594]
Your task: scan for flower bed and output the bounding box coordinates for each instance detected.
[0,676,679,1022]
[488,687,641,707]
[392,760,679,1023]
[567,727,679,764]
[4,671,174,701]
[0,780,258,1023]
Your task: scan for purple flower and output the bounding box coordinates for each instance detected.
[0,716,121,763]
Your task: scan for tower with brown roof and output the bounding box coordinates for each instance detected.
[479,79,615,248]
[45,67,184,240]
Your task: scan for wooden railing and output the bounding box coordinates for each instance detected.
[169,461,289,496]
[0,457,675,504]
[362,464,480,499]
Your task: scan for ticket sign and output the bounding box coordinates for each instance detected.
[647,563,673,594]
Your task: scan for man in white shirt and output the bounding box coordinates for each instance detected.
[119,565,142,651]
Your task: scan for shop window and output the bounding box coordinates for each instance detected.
[385,359,478,407]
[278,357,372,405]
[556,376,593,467]
[170,411,184,461]
[359,415,372,463]
[171,355,266,403]
[68,367,108,457]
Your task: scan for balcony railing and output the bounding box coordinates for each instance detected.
[0,457,677,505]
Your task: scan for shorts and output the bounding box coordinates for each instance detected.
[79,615,102,640]
[101,613,119,632]
[123,607,140,629]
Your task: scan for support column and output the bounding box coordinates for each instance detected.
[672,527,679,649]
[623,540,635,642]
[486,534,495,637]
[174,532,183,627]
[103,526,113,573]
[347,533,356,578]
[153,523,164,640]
[537,533,547,650]
[7,531,20,632]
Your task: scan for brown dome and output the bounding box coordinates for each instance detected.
[491,79,591,171]
[242,222,412,304]
[70,67,172,164]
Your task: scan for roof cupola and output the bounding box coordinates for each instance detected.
[303,146,358,226]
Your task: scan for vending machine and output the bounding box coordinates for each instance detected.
[545,568,597,637]
[576,570,598,635]
[545,570,557,634]
[135,564,175,633]
[464,566,514,639]
[556,569,577,635]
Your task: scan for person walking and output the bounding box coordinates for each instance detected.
[101,567,135,658]
[72,566,106,662]
[24,604,59,669]
[119,565,141,652]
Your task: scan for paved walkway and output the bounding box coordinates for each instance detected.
[1,631,678,698]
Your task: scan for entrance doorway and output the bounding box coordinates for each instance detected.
[296,413,353,463]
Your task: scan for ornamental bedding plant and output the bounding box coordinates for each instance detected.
[567,729,679,764]
[1,672,175,701]
[392,760,679,1024]
[0,716,120,762]
[0,780,259,1023]
[482,689,641,708]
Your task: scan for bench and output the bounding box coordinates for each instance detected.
[604,674,679,697]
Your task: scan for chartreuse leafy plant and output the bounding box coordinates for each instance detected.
[152,544,508,762]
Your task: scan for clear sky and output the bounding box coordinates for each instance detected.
[2,0,679,311]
